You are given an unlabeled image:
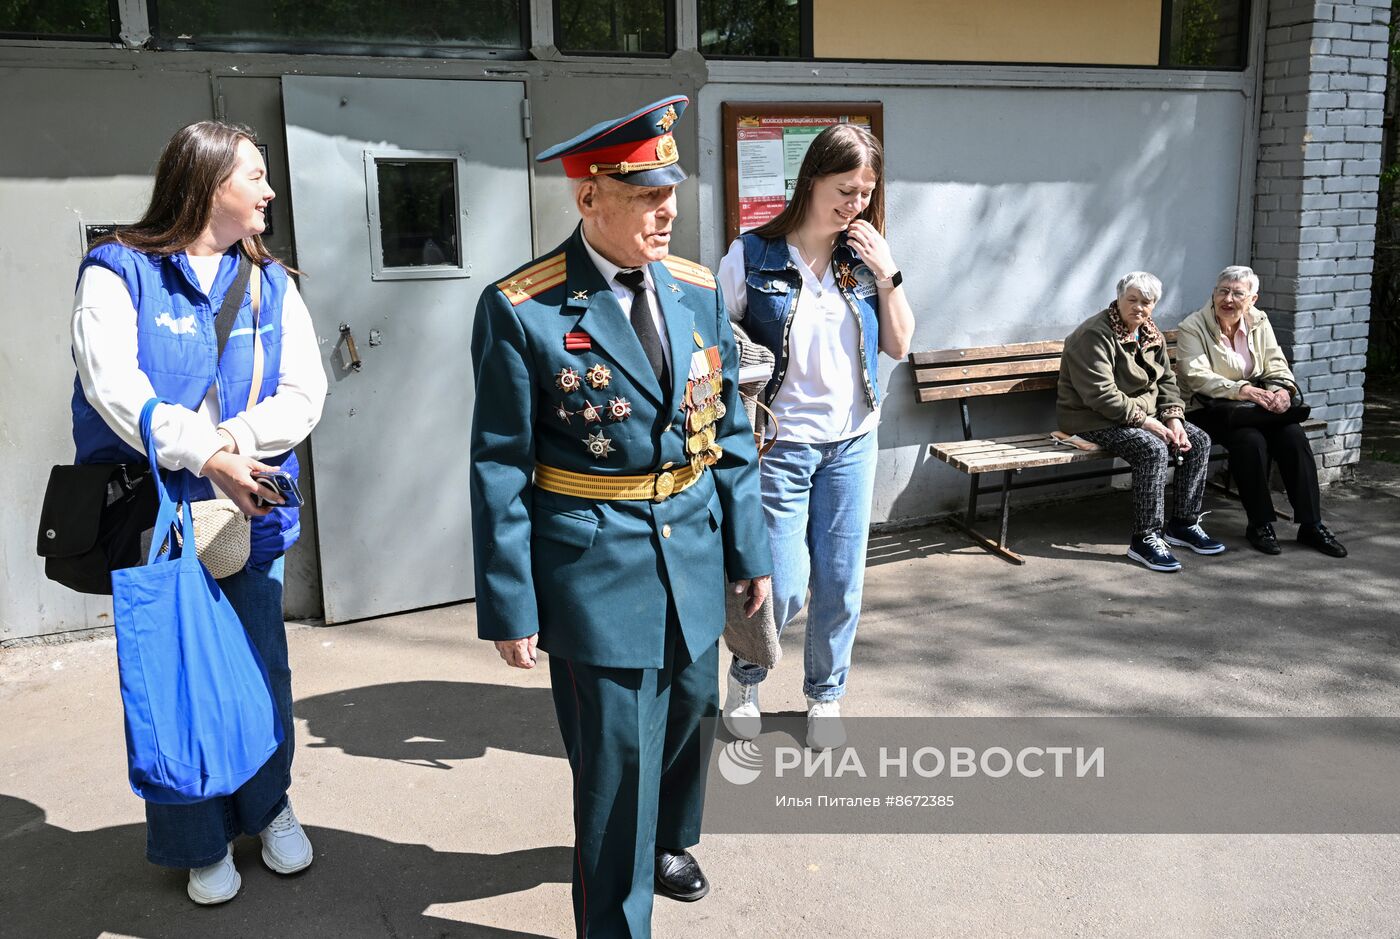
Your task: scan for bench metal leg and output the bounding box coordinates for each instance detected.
[950,469,1025,565]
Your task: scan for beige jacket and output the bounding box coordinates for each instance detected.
[1174,300,1295,406]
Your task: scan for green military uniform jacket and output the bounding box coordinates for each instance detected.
[469,226,772,669]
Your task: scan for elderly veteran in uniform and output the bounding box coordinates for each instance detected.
[468,96,772,938]
[1058,271,1225,572]
[1176,265,1346,557]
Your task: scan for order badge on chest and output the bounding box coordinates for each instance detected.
[684,331,726,476]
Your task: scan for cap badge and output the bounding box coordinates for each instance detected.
[656,105,679,132]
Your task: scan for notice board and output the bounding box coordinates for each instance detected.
[721,101,885,246]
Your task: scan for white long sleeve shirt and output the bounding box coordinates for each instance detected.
[71,254,328,477]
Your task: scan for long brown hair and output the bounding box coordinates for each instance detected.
[751,123,886,240]
[103,121,286,269]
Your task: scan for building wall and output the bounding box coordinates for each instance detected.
[696,82,1249,524]
[0,3,1322,639]
[811,0,1162,65]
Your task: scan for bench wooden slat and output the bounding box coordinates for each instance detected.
[914,356,1062,384]
[909,340,1064,366]
[934,432,1053,453]
[916,376,1058,401]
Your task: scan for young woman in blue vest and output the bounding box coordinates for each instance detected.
[718,123,913,749]
[70,121,327,904]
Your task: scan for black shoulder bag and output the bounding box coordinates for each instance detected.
[1198,376,1310,431]
[36,255,254,595]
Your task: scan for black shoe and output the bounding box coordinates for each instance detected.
[1127,530,1181,572]
[1246,524,1281,555]
[1297,523,1347,558]
[1164,514,1227,555]
[655,849,710,902]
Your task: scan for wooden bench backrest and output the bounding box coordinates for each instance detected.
[909,330,1180,403]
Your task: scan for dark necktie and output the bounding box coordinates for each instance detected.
[615,268,667,385]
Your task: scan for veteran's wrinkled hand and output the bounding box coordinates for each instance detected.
[732,575,772,618]
[495,635,539,669]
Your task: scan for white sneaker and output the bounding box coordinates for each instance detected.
[187,845,240,905]
[722,674,762,740]
[806,698,846,750]
[259,803,313,874]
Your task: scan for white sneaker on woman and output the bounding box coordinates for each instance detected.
[187,845,240,905]
[259,803,313,874]
[806,698,846,750]
[722,674,762,740]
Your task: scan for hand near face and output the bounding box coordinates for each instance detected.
[844,220,897,282]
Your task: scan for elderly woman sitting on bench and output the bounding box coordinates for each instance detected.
[1056,271,1226,572]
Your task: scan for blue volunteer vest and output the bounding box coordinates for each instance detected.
[71,243,301,566]
[736,231,882,409]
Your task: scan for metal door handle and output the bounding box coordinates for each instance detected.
[339,323,363,371]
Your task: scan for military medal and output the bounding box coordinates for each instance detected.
[606,397,632,422]
[584,429,614,460]
[556,367,582,393]
[692,330,704,347]
[585,363,612,389]
[555,403,572,424]
[582,402,601,423]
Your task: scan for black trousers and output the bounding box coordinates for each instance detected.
[1188,408,1322,528]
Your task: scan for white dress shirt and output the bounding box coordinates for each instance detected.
[718,237,878,444]
[580,232,672,374]
[71,253,328,477]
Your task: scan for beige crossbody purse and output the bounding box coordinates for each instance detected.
[190,265,265,579]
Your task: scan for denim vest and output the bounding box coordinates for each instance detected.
[71,243,301,565]
[736,232,881,409]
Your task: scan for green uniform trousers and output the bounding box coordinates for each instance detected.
[548,617,718,938]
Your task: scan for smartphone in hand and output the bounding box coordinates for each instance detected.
[252,470,304,508]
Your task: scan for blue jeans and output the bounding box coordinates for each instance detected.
[729,430,878,701]
[145,557,294,868]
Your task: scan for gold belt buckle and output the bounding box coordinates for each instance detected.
[653,470,676,502]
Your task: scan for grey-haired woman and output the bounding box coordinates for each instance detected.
[1057,272,1225,572]
[1175,265,1346,557]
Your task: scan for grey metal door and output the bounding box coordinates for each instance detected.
[282,76,530,624]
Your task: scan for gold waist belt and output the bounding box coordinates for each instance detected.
[534,462,702,503]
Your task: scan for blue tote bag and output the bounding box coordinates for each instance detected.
[112,398,283,804]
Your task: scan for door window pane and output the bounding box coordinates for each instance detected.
[374,160,460,271]
[152,0,524,53]
[1165,0,1250,68]
[1,0,115,40]
[698,0,805,58]
[556,0,669,54]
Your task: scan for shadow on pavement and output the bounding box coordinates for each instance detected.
[0,795,567,938]
[297,680,565,768]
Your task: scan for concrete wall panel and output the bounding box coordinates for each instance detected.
[697,84,1246,524]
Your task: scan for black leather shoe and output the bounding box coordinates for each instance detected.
[655,849,709,902]
[1298,522,1348,558]
[1246,524,1281,555]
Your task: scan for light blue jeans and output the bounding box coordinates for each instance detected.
[729,430,878,702]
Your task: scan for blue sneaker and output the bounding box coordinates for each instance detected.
[1164,514,1227,555]
[1127,530,1182,572]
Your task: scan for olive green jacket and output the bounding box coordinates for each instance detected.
[1174,301,1295,407]
[1057,305,1186,434]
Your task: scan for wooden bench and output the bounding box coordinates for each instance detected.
[909,334,1327,564]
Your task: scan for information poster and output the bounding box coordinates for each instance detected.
[722,103,884,246]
